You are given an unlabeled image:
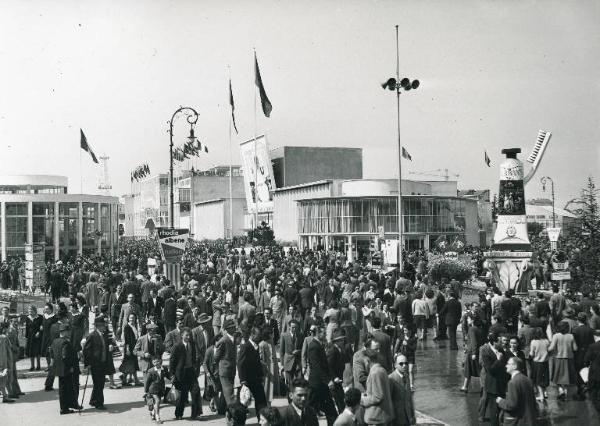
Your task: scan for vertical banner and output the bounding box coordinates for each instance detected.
[383,239,399,266]
[157,228,189,289]
[239,135,276,213]
[25,243,46,292]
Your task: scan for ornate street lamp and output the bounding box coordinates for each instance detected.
[169,107,199,228]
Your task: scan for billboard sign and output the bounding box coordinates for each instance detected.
[546,227,561,242]
[240,135,276,213]
[383,239,399,266]
[157,228,189,264]
[551,271,571,281]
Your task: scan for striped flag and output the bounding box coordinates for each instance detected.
[484,151,491,167]
[80,129,98,163]
[401,146,412,161]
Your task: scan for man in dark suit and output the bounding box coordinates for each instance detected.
[496,357,538,426]
[478,332,508,426]
[50,323,81,414]
[83,317,111,410]
[237,325,267,423]
[307,325,338,426]
[440,291,462,350]
[370,316,393,372]
[573,312,595,400]
[280,319,302,387]
[215,319,237,405]
[298,284,314,319]
[279,377,319,426]
[585,329,600,414]
[163,291,177,334]
[169,327,202,420]
[191,313,212,381]
[145,288,164,320]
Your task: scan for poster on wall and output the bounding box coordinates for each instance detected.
[240,135,276,213]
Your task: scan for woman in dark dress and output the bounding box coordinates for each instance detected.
[40,303,58,372]
[119,313,141,386]
[461,313,483,392]
[24,305,43,371]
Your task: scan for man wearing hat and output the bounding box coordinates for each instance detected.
[215,318,237,405]
[83,317,111,410]
[192,312,213,374]
[135,323,164,383]
[50,323,81,414]
[574,311,594,400]
[327,329,346,413]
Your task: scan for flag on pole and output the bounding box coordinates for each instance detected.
[401,146,412,161]
[80,129,98,163]
[229,79,239,133]
[254,52,272,117]
[484,151,491,167]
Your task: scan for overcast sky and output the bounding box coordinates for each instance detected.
[1,0,598,206]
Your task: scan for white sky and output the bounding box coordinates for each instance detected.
[0,0,598,206]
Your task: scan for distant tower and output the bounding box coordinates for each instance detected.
[98,154,112,195]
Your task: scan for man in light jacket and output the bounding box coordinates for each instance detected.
[360,342,394,426]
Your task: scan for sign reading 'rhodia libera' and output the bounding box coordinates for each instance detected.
[157,228,189,263]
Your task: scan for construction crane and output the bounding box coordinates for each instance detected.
[408,168,460,181]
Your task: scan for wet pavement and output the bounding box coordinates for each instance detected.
[413,329,599,426]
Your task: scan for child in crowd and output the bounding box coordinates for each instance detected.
[144,356,170,423]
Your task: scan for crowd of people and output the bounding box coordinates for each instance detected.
[0,238,599,426]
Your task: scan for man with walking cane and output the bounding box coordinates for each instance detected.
[49,323,82,414]
[83,317,111,410]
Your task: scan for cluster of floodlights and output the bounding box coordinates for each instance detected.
[381,77,420,91]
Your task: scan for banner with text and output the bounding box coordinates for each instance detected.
[157,228,189,264]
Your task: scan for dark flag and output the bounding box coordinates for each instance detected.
[80,129,98,163]
[204,145,208,153]
[401,146,412,161]
[229,79,239,133]
[484,151,491,167]
[254,52,272,117]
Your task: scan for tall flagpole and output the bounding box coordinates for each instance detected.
[253,49,258,237]
[395,24,404,272]
[228,66,234,240]
[79,148,83,194]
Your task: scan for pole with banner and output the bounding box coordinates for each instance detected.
[157,228,189,289]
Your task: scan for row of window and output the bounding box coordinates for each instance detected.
[0,202,118,260]
[298,198,468,234]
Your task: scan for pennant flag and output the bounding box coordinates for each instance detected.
[229,79,239,133]
[204,145,208,153]
[484,151,491,167]
[254,52,272,117]
[401,146,412,161]
[80,129,98,163]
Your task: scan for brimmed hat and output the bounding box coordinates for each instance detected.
[563,307,575,318]
[222,319,236,332]
[331,329,346,342]
[146,323,158,331]
[197,313,212,324]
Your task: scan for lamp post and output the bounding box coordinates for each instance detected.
[382,25,420,272]
[540,176,556,227]
[169,107,199,228]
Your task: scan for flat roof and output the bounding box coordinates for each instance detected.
[295,195,478,202]
[194,198,226,206]
[273,180,333,193]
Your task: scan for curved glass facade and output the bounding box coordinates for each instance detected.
[298,197,467,235]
